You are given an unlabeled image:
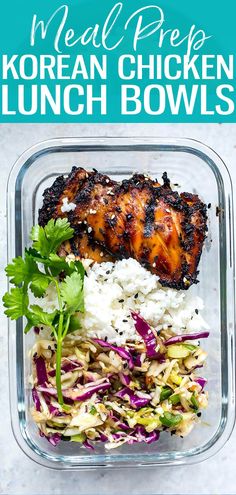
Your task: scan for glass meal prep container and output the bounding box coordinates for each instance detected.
[7,137,235,469]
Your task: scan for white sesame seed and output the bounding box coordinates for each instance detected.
[61,197,76,213]
[166,208,171,213]
[107,188,114,196]
[106,178,110,183]
[89,209,97,215]
[111,214,115,220]
[100,252,104,257]
[87,227,93,234]
[152,262,156,267]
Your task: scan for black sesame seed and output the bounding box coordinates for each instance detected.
[104,336,108,342]
[134,293,139,299]
[106,271,110,275]
[119,299,124,303]
[123,319,128,323]
[195,309,199,315]
[119,332,124,336]
[197,412,202,417]
[208,203,211,209]
[48,345,51,350]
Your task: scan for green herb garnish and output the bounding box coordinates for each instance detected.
[190,393,199,410]
[90,406,97,415]
[169,393,180,405]
[159,411,183,428]
[160,386,172,402]
[3,218,85,408]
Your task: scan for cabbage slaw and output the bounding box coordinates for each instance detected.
[31,312,208,450]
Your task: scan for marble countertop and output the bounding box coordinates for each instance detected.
[0,123,235,495]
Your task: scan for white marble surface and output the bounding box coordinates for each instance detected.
[0,123,236,495]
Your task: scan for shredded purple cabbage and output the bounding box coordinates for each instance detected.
[131,352,142,367]
[37,386,57,396]
[83,439,94,450]
[37,380,111,401]
[48,360,81,377]
[194,377,207,389]
[39,431,61,446]
[128,426,160,445]
[71,381,111,401]
[131,312,163,359]
[43,393,62,416]
[118,372,131,386]
[112,432,126,441]
[164,331,210,346]
[34,355,47,385]
[99,432,108,442]
[47,433,61,446]
[32,387,41,412]
[116,421,130,431]
[93,338,134,369]
[115,387,151,408]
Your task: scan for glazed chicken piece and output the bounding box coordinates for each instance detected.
[38,167,207,289]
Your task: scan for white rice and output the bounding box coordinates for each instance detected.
[80,258,209,345]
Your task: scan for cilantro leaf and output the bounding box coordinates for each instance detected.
[3,287,29,319]
[72,260,85,282]
[5,253,38,286]
[30,273,51,298]
[28,305,57,327]
[30,219,74,257]
[60,272,84,314]
[48,253,71,276]
[3,218,85,409]
[49,254,85,281]
[67,314,82,334]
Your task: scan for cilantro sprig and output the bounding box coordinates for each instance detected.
[3,218,85,407]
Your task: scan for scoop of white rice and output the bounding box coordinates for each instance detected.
[80,258,209,345]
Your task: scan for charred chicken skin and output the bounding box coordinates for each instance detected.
[38,167,207,289]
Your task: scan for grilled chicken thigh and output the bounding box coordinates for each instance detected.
[39,167,207,289]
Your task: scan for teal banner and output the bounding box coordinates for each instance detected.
[0,0,235,122]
